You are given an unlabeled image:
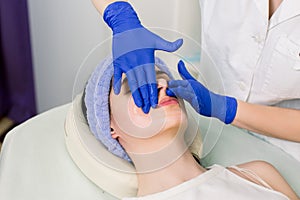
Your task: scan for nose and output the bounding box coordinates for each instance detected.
[157,78,168,96]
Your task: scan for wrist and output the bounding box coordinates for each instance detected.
[210,93,237,124]
[103,1,142,34]
[224,96,237,124]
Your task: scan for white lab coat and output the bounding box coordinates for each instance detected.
[199,0,300,105]
[198,0,300,160]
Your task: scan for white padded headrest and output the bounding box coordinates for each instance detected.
[65,94,138,199]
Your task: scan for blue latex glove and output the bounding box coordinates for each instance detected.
[103,2,183,113]
[166,61,237,124]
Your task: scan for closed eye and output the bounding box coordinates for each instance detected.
[121,70,170,94]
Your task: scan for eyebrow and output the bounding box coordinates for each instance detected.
[121,71,169,86]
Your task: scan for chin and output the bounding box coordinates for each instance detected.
[162,108,188,132]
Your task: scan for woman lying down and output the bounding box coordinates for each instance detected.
[84,57,299,200]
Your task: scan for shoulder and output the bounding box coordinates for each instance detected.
[236,160,278,178]
[227,161,276,188]
[229,161,299,200]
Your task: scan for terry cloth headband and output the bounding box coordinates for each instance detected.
[84,57,174,162]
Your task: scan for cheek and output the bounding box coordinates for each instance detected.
[111,94,166,139]
[128,97,152,128]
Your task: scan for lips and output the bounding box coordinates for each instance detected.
[158,97,179,107]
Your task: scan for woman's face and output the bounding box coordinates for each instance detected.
[110,68,188,154]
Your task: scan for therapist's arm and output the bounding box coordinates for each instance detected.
[167,61,300,142]
[232,100,300,142]
[91,0,128,14]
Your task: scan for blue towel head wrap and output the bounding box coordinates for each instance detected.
[85,57,174,162]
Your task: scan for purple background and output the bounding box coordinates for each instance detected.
[0,0,36,123]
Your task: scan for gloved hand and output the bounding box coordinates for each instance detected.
[103,2,183,113]
[166,61,237,124]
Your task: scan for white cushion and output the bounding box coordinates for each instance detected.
[0,104,118,200]
[65,94,137,198]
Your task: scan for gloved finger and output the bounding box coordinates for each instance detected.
[141,86,151,113]
[167,80,193,100]
[177,60,197,81]
[126,69,143,108]
[167,80,190,88]
[142,104,150,114]
[134,65,151,113]
[166,86,195,103]
[166,88,176,97]
[155,37,183,52]
[140,87,150,113]
[113,66,123,95]
[149,83,158,108]
[132,89,143,108]
[144,65,158,108]
[167,87,200,112]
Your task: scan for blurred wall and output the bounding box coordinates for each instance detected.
[27,0,200,113]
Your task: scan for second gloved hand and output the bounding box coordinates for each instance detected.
[166,61,237,124]
[103,2,183,113]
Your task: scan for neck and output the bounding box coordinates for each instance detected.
[269,0,283,19]
[135,150,205,197]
